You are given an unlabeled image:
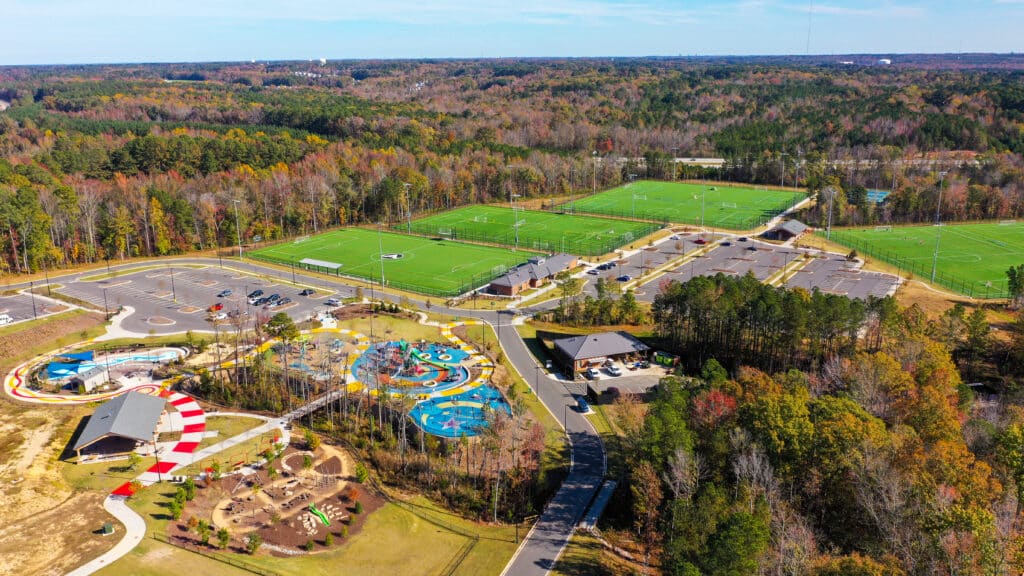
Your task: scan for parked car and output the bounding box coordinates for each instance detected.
[216,289,232,297]
[738,237,748,242]
[0,314,12,325]
[255,297,269,306]
[597,262,615,271]
[721,241,732,246]
[267,293,281,302]
[694,238,707,245]
[299,288,315,296]
[213,312,228,320]
[324,298,342,307]
[208,303,224,312]
[747,246,758,252]
[576,397,591,413]
[586,367,601,379]
[277,297,292,306]
[616,275,632,282]
[247,289,264,298]
[586,269,599,275]
[605,364,623,377]
[227,309,247,318]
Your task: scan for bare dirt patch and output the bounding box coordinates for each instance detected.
[0,311,104,374]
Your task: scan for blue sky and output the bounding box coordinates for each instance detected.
[1,1,1021,65]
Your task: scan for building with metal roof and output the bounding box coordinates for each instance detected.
[73,391,166,459]
[552,331,651,375]
[489,254,579,296]
[763,219,808,241]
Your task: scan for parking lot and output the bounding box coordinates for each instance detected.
[783,253,900,299]
[581,234,901,303]
[57,265,344,333]
[0,292,64,324]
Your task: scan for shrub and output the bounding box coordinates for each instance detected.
[245,532,262,554]
[353,501,363,515]
[217,528,230,550]
[355,462,369,483]
[324,532,334,546]
[341,526,349,538]
[305,539,315,552]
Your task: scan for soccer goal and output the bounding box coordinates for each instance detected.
[633,194,647,201]
[999,219,1017,226]
[621,232,635,243]
[437,227,453,237]
[721,202,738,209]
[874,225,892,232]
[756,186,768,193]
[491,264,508,276]
[294,235,311,244]
[472,215,489,223]
[514,219,527,228]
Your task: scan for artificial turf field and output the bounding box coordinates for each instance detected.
[247,228,538,296]
[405,205,660,256]
[824,221,1024,298]
[565,180,806,229]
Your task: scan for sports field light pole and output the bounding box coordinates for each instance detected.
[824,186,837,240]
[231,199,243,258]
[779,152,788,187]
[592,151,598,195]
[701,186,716,232]
[670,146,679,180]
[403,182,412,233]
[377,221,386,289]
[168,266,177,303]
[930,171,948,283]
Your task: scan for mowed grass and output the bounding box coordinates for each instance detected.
[247,228,539,296]
[567,180,805,229]
[406,205,660,256]
[823,221,1024,298]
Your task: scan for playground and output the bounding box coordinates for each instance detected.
[566,180,806,229]
[262,328,367,383]
[410,384,510,438]
[405,205,660,256]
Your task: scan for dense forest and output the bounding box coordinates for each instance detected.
[2,59,1024,273]
[609,280,1024,575]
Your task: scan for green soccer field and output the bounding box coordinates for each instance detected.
[565,180,806,230]
[823,222,1024,298]
[246,228,539,296]
[404,205,661,256]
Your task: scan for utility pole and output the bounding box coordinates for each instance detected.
[377,221,386,289]
[670,146,679,180]
[29,280,37,320]
[931,171,948,283]
[779,152,788,188]
[231,199,243,258]
[592,151,598,195]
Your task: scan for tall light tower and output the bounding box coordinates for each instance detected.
[702,186,715,231]
[670,146,679,181]
[779,152,788,188]
[231,198,243,258]
[377,221,386,289]
[403,182,412,233]
[824,186,837,240]
[592,151,598,195]
[930,171,948,283]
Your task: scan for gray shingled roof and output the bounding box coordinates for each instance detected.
[491,254,577,287]
[775,220,808,236]
[554,331,651,361]
[73,391,166,451]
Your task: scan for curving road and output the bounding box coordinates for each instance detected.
[5,256,606,576]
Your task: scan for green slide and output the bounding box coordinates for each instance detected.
[409,347,460,370]
[309,503,330,526]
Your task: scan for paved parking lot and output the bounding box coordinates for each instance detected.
[784,253,899,299]
[57,265,345,333]
[0,292,56,323]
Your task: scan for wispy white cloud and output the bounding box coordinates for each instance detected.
[780,2,925,18]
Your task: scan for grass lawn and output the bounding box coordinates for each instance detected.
[196,416,265,450]
[97,536,253,576]
[823,221,1024,298]
[406,205,661,256]
[247,228,540,297]
[334,314,441,343]
[551,532,644,576]
[567,180,805,230]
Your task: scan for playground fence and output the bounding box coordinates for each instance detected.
[822,229,1010,299]
[150,532,277,575]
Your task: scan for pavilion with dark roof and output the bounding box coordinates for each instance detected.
[552,331,651,376]
[72,391,166,460]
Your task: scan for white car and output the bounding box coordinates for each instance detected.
[213,312,228,321]
[605,364,623,377]
[325,298,342,307]
[586,367,601,379]
[0,314,12,325]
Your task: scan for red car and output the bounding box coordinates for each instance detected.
[208,303,224,312]
[693,238,707,245]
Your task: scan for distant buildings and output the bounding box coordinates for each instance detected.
[877,58,892,65]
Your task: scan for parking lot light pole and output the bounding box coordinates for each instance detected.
[168,267,177,303]
[29,280,37,319]
[103,288,109,317]
[931,171,948,283]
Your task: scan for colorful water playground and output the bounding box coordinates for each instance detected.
[351,340,473,396]
[410,384,510,438]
